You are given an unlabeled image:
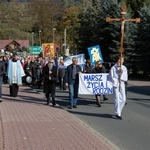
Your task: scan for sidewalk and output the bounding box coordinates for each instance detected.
[0,84,119,150]
[128,80,150,86]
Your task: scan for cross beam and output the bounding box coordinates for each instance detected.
[106,5,140,53]
[106,5,140,92]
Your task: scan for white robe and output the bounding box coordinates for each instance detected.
[7,59,25,85]
[12,62,18,83]
[110,64,128,116]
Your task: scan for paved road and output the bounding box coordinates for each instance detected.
[37,80,149,150]
[0,84,119,150]
[1,80,149,150]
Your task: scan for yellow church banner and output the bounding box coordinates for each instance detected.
[42,43,54,57]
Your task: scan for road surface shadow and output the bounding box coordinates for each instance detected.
[68,111,114,119]
[127,86,150,96]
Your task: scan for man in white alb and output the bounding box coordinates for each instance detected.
[110,55,128,120]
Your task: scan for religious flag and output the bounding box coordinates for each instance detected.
[87,45,104,66]
[42,43,54,57]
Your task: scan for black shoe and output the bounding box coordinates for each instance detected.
[96,101,101,107]
[98,104,101,107]
[70,106,73,109]
[103,97,108,101]
[115,115,122,120]
[73,105,78,108]
[52,103,56,106]
[47,98,50,105]
[52,99,56,106]
[12,94,17,97]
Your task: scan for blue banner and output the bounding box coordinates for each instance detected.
[87,45,104,66]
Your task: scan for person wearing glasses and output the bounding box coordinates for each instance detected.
[42,59,57,106]
[83,59,93,73]
[92,61,108,107]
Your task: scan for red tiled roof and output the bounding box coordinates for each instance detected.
[0,40,30,50]
[0,40,13,50]
[16,40,30,48]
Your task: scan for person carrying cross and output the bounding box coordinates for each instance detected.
[109,55,128,120]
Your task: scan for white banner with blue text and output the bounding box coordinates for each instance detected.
[64,54,85,67]
[79,73,113,95]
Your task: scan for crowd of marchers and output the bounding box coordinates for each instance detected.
[0,54,128,120]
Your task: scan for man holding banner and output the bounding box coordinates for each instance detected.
[65,57,82,109]
[92,61,108,107]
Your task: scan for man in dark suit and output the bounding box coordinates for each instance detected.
[0,55,5,102]
[42,59,57,106]
[65,57,82,109]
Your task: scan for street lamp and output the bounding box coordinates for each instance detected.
[64,28,67,54]
[71,22,75,54]
[52,28,56,44]
[27,33,29,40]
[31,32,34,46]
[39,30,42,46]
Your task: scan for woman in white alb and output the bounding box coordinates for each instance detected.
[110,55,128,120]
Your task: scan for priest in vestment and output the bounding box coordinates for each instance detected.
[7,54,25,97]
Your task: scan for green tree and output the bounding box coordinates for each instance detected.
[125,0,150,17]
[77,0,121,61]
[0,2,34,39]
[31,0,65,45]
[60,4,82,55]
[135,4,150,77]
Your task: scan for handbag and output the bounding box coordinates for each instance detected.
[54,76,59,83]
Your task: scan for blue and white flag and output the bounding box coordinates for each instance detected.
[79,73,113,95]
[87,45,104,66]
[64,54,85,68]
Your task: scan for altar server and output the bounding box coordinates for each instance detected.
[109,55,128,120]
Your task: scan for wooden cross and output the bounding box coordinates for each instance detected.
[106,5,140,91]
[106,5,140,54]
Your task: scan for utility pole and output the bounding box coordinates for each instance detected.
[64,28,67,55]
[39,30,42,46]
[52,28,56,56]
[52,28,56,44]
[71,22,75,55]
[31,32,34,46]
